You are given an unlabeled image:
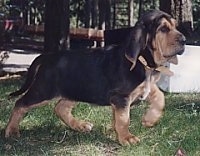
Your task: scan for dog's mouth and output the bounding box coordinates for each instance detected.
[163,48,185,65]
[167,55,178,65]
[162,53,178,65]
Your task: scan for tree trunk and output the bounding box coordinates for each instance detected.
[180,0,193,36]
[128,0,134,26]
[138,0,143,19]
[85,0,98,28]
[91,0,98,28]
[44,0,70,53]
[159,0,171,15]
[171,0,181,22]
[85,0,92,28]
[160,0,193,37]
[171,0,193,36]
[98,0,111,30]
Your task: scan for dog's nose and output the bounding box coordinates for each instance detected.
[177,35,186,55]
[177,49,184,55]
[179,35,186,45]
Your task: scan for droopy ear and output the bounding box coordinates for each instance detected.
[125,23,148,70]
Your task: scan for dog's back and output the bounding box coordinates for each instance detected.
[11,46,145,106]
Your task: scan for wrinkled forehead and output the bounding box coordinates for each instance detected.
[160,18,177,28]
[141,10,172,23]
[138,11,176,31]
[158,17,177,29]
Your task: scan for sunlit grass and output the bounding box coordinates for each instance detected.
[0,77,200,155]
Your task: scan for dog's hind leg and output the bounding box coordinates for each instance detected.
[142,84,165,127]
[5,101,27,138]
[54,99,93,132]
[5,96,49,138]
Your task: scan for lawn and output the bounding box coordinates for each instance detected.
[0,76,200,156]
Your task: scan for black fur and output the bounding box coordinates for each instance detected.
[11,46,145,108]
[10,10,172,109]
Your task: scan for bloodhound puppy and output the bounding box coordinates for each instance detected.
[5,10,185,145]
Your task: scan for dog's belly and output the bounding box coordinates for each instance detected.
[53,67,111,105]
[59,80,111,106]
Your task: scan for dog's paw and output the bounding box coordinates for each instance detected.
[119,134,140,145]
[76,121,93,132]
[5,126,20,138]
[142,119,155,127]
[142,109,162,127]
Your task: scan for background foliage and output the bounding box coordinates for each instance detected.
[0,0,199,29]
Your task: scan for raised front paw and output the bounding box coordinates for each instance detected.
[119,134,140,145]
[142,108,162,127]
[5,126,20,138]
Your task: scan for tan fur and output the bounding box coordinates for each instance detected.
[142,84,165,127]
[5,107,27,138]
[5,13,184,146]
[54,99,93,132]
[5,101,48,138]
[152,18,183,65]
[111,72,161,145]
[112,104,140,145]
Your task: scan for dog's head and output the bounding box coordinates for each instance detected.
[125,10,186,69]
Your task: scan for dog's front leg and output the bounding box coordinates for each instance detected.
[54,99,93,132]
[142,84,165,127]
[112,104,140,145]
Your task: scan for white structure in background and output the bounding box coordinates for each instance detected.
[2,50,40,73]
[158,45,200,93]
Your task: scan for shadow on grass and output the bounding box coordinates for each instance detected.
[0,123,119,155]
[176,101,200,114]
[165,93,200,113]
[1,75,200,155]
[0,76,119,155]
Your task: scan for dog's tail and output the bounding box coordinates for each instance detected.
[9,55,44,97]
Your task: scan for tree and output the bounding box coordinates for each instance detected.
[173,0,193,36]
[159,0,171,15]
[44,0,70,53]
[128,0,134,26]
[98,0,111,30]
[84,0,98,28]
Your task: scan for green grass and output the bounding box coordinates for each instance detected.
[0,77,200,156]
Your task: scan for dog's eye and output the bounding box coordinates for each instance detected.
[160,26,170,33]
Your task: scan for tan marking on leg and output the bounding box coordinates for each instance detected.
[112,104,140,145]
[142,84,165,127]
[111,76,162,145]
[129,83,145,103]
[139,69,152,100]
[5,100,49,138]
[5,107,27,138]
[139,69,161,101]
[54,99,93,132]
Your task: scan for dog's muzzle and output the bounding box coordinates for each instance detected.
[177,35,186,55]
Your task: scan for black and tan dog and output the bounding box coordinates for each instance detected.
[5,10,185,145]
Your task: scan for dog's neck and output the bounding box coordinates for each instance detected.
[138,56,174,76]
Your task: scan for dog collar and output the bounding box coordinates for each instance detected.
[138,56,174,76]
